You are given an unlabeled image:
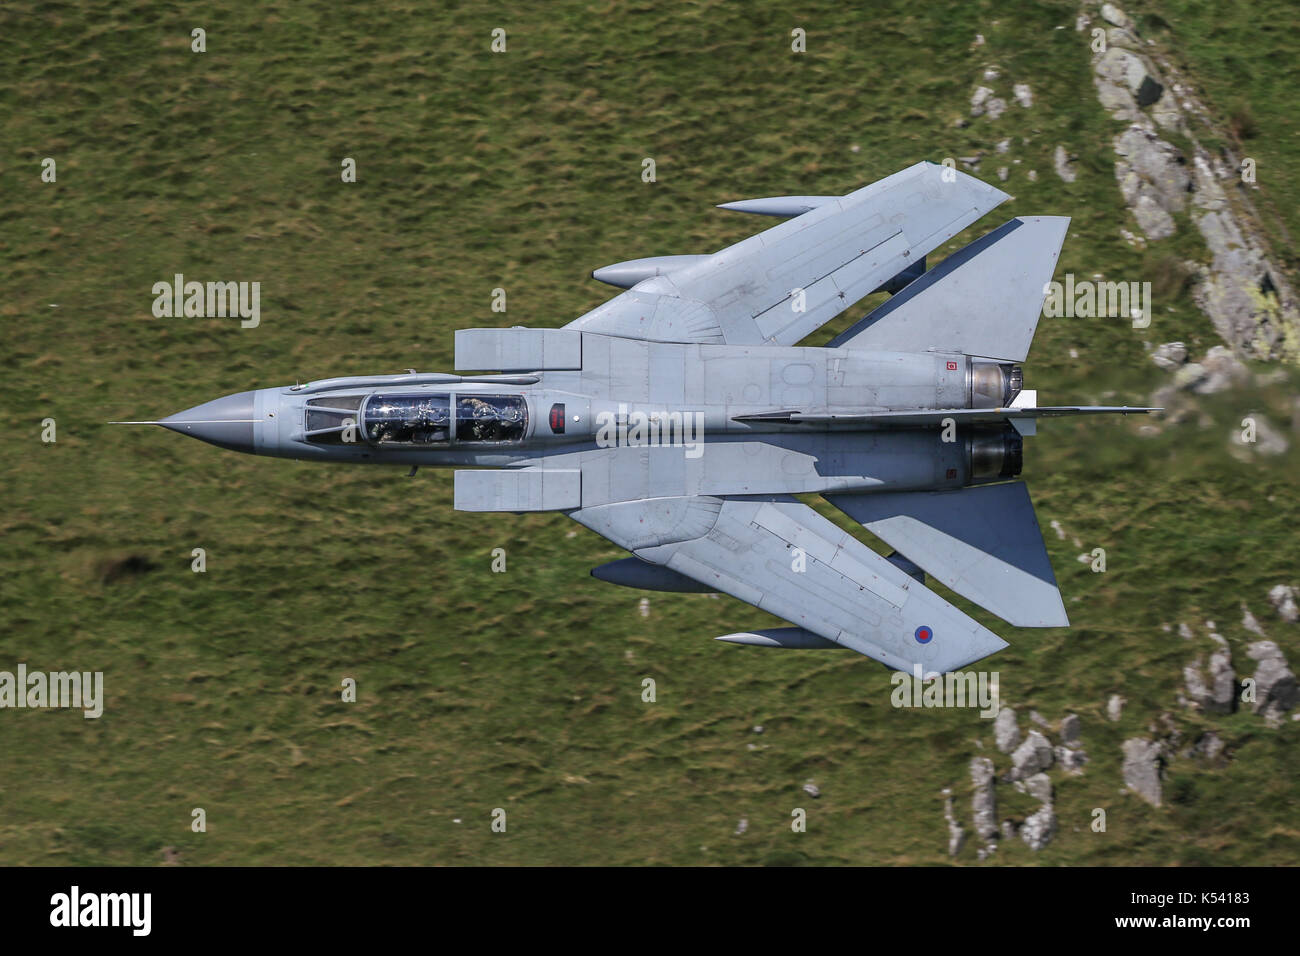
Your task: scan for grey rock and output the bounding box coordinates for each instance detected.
[1060,713,1082,748]
[994,706,1021,754]
[1194,346,1250,394]
[1184,647,1236,714]
[1096,48,1153,102]
[1131,192,1176,239]
[970,756,998,841]
[1101,3,1130,28]
[1011,730,1054,778]
[1247,641,1298,726]
[1122,738,1164,806]
[1107,694,1125,722]
[802,781,821,799]
[1114,124,1190,219]
[1029,710,1050,729]
[1242,605,1266,637]
[1021,805,1057,850]
[1001,819,1018,841]
[1055,745,1089,774]
[1025,772,1053,805]
[1173,362,1207,390]
[1053,145,1077,183]
[1268,585,1298,622]
[1151,341,1188,369]
[942,790,965,857]
[1013,83,1033,108]
[1189,731,1225,762]
[1208,647,1237,713]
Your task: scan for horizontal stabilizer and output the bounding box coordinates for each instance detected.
[830,216,1070,361]
[827,482,1068,628]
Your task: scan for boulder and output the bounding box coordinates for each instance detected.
[1024,772,1053,805]
[994,706,1021,754]
[1122,738,1164,806]
[1011,730,1054,778]
[1100,3,1130,28]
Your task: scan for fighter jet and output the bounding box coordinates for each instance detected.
[117,162,1155,674]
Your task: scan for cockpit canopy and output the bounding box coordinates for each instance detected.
[454,394,527,443]
[303,392,528,446]
[363,393,452,444]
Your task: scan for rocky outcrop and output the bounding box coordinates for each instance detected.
[1087,3,1299,359]
[1112,124,1188,240]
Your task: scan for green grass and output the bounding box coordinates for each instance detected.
[1,0,1297,865]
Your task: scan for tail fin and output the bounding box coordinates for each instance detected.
[829,216,1069,362]
[826,481,1068,628]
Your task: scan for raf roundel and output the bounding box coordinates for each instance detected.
[914,625,934,645]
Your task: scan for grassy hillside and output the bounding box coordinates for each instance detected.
[1,0,1296,865]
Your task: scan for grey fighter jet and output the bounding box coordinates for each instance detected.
[118,162,1155,674]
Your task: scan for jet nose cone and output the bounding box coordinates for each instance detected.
[160,390,259,452]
